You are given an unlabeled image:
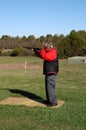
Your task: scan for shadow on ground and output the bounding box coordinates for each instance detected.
[0,89,65,108]
[6,88,43,103]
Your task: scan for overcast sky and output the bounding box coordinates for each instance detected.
[0,0,86,38]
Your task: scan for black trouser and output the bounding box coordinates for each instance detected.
[45,74,57,104]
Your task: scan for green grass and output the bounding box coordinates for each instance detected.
[0,56,86,130]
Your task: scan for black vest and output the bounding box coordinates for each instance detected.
[43,58,59,74]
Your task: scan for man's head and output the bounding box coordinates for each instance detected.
[43,42,53,51]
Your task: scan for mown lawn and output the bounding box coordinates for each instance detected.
[0,56,86,130]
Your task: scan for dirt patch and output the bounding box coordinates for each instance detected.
[0,63,42,70]
[0,97,65,108]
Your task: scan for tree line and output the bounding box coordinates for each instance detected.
[0,30,86,58]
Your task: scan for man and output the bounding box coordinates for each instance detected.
[33,42,59,106]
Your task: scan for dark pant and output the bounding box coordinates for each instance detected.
[45,74,57,104]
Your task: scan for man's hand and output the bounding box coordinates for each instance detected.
[31,48,34,51]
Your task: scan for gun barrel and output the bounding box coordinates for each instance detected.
[23,47,42,51]
[23,47,32,49]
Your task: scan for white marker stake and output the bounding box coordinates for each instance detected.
[25,61,27,69]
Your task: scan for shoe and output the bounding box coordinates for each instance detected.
[47,103,58,107]
[43,100,50,104]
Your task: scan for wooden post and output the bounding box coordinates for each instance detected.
[25,61,27,69]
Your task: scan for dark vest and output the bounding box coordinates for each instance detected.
[43,58,59,74]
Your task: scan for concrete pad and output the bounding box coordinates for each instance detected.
[0,97,65,108]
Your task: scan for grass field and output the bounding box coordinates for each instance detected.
[0,56,86,130]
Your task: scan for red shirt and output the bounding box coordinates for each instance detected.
[34,48,59,74]
[40,48,57,61]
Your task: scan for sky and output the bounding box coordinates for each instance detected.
[0,0,86,38]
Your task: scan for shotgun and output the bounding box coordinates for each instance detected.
[23,46,42,51]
